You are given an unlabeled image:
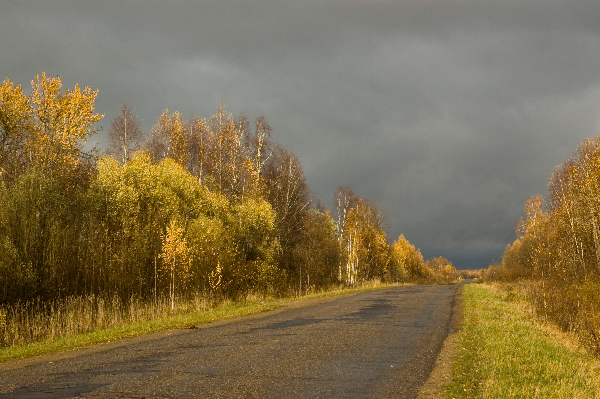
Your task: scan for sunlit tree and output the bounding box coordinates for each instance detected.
[0,78,31,181]
[147,109,188,166]
[28,72,102,176]
[424,256,459,283]
[159,219,191,310]
[228,198,280,295]
[391,234,427,281]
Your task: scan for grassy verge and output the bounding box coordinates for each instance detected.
[0,282,388,362]
[0,300,281,362]
[446,283,600,398]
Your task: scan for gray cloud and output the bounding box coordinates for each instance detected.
[2,0,600,268]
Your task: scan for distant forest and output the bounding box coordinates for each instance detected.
[0,73,458,306]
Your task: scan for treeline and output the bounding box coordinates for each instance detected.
[486,137,600,354]
[0,73,458,306]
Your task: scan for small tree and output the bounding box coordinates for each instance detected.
[159,219,191,310]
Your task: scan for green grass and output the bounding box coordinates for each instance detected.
[0,282,391,362]
[446,283,600,398]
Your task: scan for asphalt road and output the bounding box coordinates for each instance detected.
[0,284,459,398]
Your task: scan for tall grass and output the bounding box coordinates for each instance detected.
[0,294,209,348]
[484,273,600,356]
[525,279,600,356]
[0,280,394,358]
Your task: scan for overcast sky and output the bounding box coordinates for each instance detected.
[2,1,600,268]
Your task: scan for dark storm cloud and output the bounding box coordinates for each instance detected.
[2,0,600,268]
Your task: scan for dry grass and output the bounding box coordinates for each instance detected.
[0,294,209,348]
[0,280,396,361]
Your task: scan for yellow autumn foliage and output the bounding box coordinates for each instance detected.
[160,219,191,309]
[29,72,102,173]
[0,73,102,180]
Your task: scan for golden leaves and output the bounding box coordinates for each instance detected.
[159,219,191,308]
[0,78,30,135]
[0,78,32,179]
[160,219,191,278]
[208,262,223,293]
[1,72,103,178]
[150,109,188,166]
[28,72,103,172]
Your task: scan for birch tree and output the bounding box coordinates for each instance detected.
[186,115,210,183]
[159,219,191,310]
[106,102,144,164]
[246,115,273,180]
[263,146,312,284]
[147,110,188,165]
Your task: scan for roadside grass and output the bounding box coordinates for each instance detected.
[0,281,390,362]
[446,283,600,398]
[0,299,281,362]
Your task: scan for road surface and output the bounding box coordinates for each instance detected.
[0,284,459,398]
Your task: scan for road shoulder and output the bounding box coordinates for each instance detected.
[0,287,373,372]
[417,283,464,399]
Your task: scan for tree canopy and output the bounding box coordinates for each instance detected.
[0,72,457,306]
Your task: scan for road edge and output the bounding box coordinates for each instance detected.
[417,282,465,399]
[0,286,381,372]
